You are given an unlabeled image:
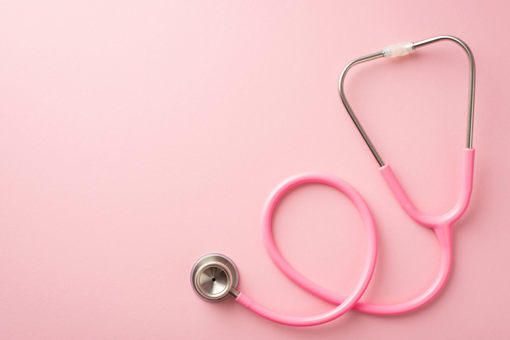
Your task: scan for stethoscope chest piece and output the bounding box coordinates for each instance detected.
[190,253,239,302]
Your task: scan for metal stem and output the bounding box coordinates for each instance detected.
[338,52,385,166]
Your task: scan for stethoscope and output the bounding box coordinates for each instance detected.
[190,35,476,326]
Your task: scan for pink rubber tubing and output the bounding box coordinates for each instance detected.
[236,173,378,326]
[235,148,474,324]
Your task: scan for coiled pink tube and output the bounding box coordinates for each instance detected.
[237,173,378,326]
[235,149,474,324]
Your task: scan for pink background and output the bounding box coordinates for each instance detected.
[1,0,509,339]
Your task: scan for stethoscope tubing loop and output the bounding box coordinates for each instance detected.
[235,173,378,326]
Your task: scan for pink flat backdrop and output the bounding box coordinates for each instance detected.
[0,0,509,339]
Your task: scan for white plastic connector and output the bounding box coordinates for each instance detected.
[382,42,414,58]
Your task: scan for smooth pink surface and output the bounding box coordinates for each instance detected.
[1,1,510,339]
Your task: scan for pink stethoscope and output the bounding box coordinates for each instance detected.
[190,35,476,326]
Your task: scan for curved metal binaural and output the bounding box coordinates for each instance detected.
[338,35,476,166]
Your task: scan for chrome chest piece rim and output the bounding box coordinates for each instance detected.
[190,254,239,302]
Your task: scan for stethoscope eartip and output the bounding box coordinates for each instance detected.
[190,253,239,302]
